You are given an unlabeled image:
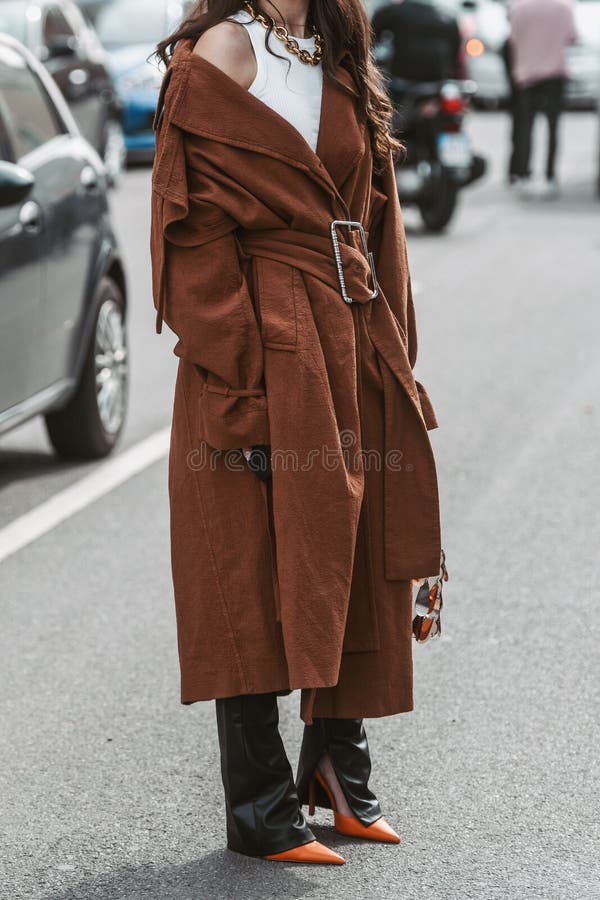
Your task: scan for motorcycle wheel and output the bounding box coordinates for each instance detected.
[418,174,458,233]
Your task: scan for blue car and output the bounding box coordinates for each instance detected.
[0,0,126,183]
[92,0,192,162]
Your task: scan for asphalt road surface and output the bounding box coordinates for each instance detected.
[1,111,599,900]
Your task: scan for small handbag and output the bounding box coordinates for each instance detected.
[412,549,448,643]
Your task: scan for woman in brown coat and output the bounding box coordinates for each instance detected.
[152,0,443,866]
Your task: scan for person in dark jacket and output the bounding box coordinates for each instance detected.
[371,0,464,82]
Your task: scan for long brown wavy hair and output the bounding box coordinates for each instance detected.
[154,0,401,172]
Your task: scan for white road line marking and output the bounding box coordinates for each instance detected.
[0,427,171,564]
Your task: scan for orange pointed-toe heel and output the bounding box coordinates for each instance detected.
[264,839,345,864]
[309,769,401,845]
[296,718,401,845]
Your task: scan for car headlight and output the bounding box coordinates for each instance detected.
[117,62,163,94]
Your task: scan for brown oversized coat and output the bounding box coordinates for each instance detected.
[150,38,442,724]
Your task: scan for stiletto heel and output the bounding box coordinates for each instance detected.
[297,717,401,845]
[310,769,401,844]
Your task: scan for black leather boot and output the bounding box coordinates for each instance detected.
[295,717,382,826]
[215,692,316,857]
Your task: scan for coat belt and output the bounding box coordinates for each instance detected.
[238,227,379,305]
[240,225,441,581]
[238,223,423,420]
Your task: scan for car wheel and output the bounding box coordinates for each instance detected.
[102,120,126,187]
[45,278,128,460]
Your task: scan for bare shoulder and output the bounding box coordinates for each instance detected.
[192,20,256,88]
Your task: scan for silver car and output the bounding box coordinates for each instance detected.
[0,35,128,458]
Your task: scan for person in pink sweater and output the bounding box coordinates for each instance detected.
[508,0,577,194]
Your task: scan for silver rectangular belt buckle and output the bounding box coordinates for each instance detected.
[330,219,379,305]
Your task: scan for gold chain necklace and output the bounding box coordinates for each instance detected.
[242,1,323,66]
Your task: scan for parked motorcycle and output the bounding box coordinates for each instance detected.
[389,77,486,232]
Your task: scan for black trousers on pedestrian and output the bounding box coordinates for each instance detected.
[511,77,565,180]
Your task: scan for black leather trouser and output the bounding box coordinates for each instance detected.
[295,717,383,826]
[215,691,315,857]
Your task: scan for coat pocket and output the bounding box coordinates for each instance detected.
[253,257,298,352]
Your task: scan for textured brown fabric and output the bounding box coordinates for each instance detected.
[150,40,443,723]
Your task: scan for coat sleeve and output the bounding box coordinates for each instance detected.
[150,63,270,452]
[150,144,269,452]
[368,151,439,431]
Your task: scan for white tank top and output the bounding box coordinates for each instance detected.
[227,8,323,153]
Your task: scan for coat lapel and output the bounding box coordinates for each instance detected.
[160,40,362,213]
[315,60,367,193]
